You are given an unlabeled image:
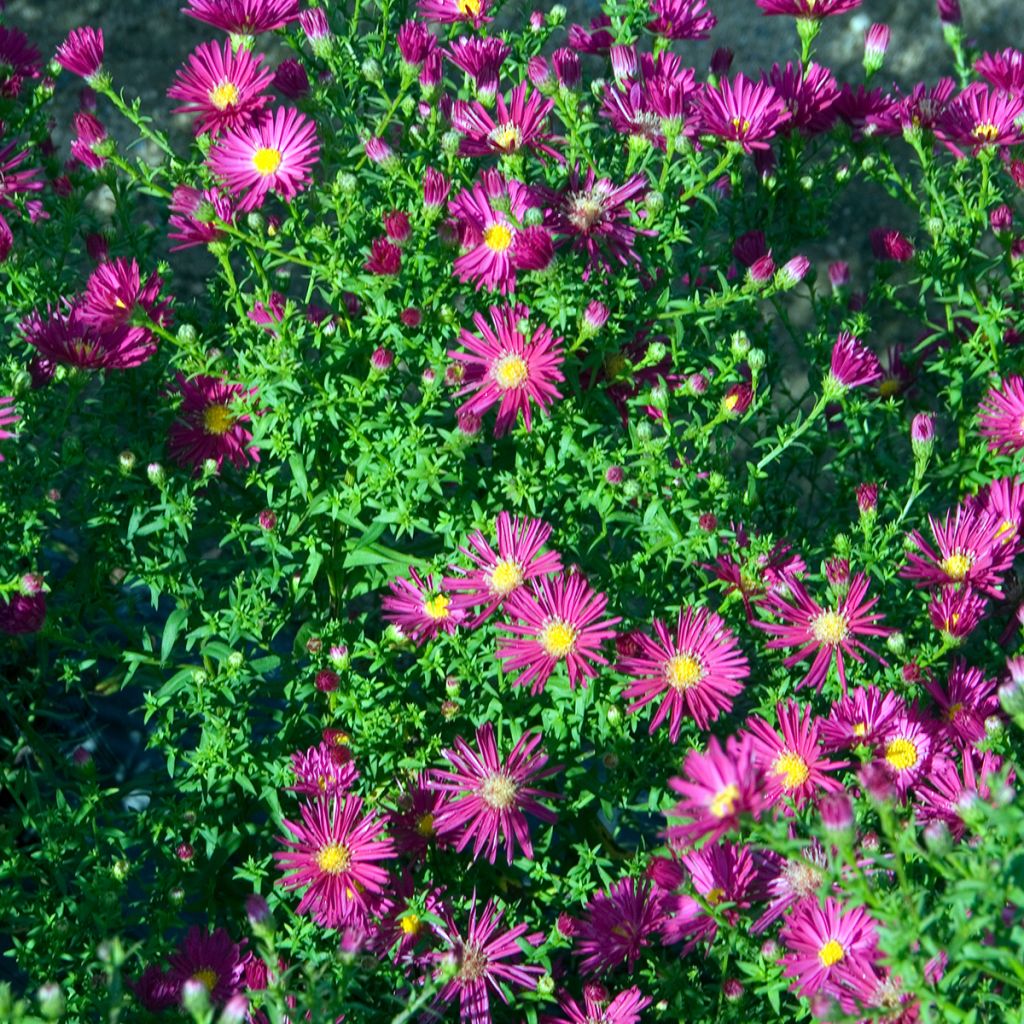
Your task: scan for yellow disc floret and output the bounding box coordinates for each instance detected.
[818,939,845,968]
[773,750,811,790]
[885,737,918,772]
[492,353,529,390]
[710,783,739,819]
[252,146,283,176]
[665,653,704,691]
[316,842,352,875]
[540,618,578,658]
[423,594,451,620]
[202,404,234,436]
[209,80,239,110]
[483,222,513,252]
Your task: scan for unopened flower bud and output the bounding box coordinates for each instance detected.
[747,348,766,373]
[730,331,751,358]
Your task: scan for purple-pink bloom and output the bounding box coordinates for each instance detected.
[452,83,559,160]
[827,331,884,392]
[182,0,299,34]
[543,985,651,1024]
[573,878,665,974]
[54,26,104,83]
[697,73,789,151]
[646,0,717,40]
[381,568,464,645]
[166,927,244,1008]
[168,185,233,251]
[168,373,259,474]
[756,0,861,13]
[979,376,1024,455]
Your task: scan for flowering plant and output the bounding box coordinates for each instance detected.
[4,0,1024,1022]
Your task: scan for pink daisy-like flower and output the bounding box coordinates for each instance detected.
[445,37,510,96]
[780,897,879,998]
[697,73,789,152]
[381,568,464,646]
[369,870,444,965]
[766,61,840,135]
[618,605,749,740]
[745,701,847,808]
[419,0,492,27]
[925,660,998,748]
[79,257,168,335]
[448,305,564,436]
[289,742,360,798]
[428,897,543,1024]
[901,506,1013,598]
[452,83,559,160]
[755,572,889,693]
[275,794,395,928]
[497,572,620,695]
[0,588,45,635]
[755,0,862,15]
[826,332,884,393]
[168,373,259,474]
[646,0,716,39]
[168,39,274,136]
[544,985,651,1024]
[976,476,1024,552]
[820,685,905,751]
[208,106,318,212]
[928,585,988,642]
[979,376,1024,455]
[168,185,233,251]
[20,303,157,370]
[665,734,763,848]
[183,0,299,34]
[573,877,665,974]
[938,83,1024,154]
[54,26,104,84]
[166,927,244,1008]
[751,843,832,934]
[915,750,1005,840]
[70,112,107,171]
[0,396,18,460]
[388,771,451,859]
[445,511,563,624]
[869,227,914,262]
[429,721,560,864]
[874,709,937,797]
[975,48,1024,93]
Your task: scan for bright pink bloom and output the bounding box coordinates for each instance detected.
[544,985,651,1024]
[70,113,107,171]
[446,37,510,95]
[752,844,831,933]
[573,878,665,974]
[168,185,233,250]
[780,898,879,997]
[915,750,1006,839]
[21,303,156,370]
[388,771,451,859]
[364,237,401,275]
[497,573,620,694]
[183,0,299,34]
[925,660,998,748]
[289,742,360,798]
[0,27,41,98]
[0,590,46,634]
[646,0,716,39]
[369,870,444,964]
[938,83,1024,153]
[208,106,319,212]
[755,572,889,693]
[874,708,938,797]
[979,376,1024,455]
[756,0,861,13]
[419,0,492,27]
[976,48,1024,93]
[869,227,914,261]
[166,927,244,1008]
[55,26,104,83]
[448,304,564,436]
[697,73,789,151]
[168,374,259,474]
[827,332,883,392]
[619,605,748,740]
[928,585,988,641]
[381,568,464,645]
[820,685,905,751]
[429,721,560,864]
[445,512,563,624]
[452,83,559,160]
[80,257,167,334]
[766,61,840,135]
[275,794,395,927]
[168,39,274,136]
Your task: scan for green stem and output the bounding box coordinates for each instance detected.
[756,392,829,471]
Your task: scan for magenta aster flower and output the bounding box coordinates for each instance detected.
[755,0,862,15]
[166,927,244,1008]
[925,660,997,748]
[289,742,360,798]
[820,685,905,751]
[168,39,274,136]
[874,708,938,797]
[618,605,749,740]
[79,257,168,335]
[979,376,1024,455]
[938,83,1024,153]
[388,771,451,859]
[183,0,299,34]
[928,585,988,642]
[208,106,318,212]
[0,396,18,459]
[445,37,510,95]
[20,304,157,370]
[573,877,665,974]
[168,373,259,474]
[780,897,879,998]
[766,61,839,135]
[497,572,620,695]
[54,26,104,84]
[0,27,41,98]
[445,511,563,624]
[452,83,559,160]
[275,794,395,928]
[901,506,1013,598]
[755,572,889,693]
[70,112,107,171]
[665,734,764,847]
[0,590,45,634]
[381,568,464,645]
[646,0,716,39]
[976,476,1024,551]
[369,870,444,964]
[429,721,560,864]
[429,898,543,1024]
[168,185,233,251]
[915,750,1005,839]
[826,332,883,393]
[419,0,492,27]
[751,844,831,933]
[697,73,789,152]
[976,48,1024,93]
[544,985,651,1024]
[448,305,564,436]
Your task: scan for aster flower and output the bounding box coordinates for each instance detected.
[369,870,444,964]
[646,0,717,39]
[445,512,563,624]
[757,0,863,13]
[79,257,168,335]
[751,844,831,933]
[168,185,233,251]
[429,721,560,864]
[869,227,914,262]
[448,305,564,436]
[976,476,1024,552]
[826,332,883,394]
[497,572,620,695]
[70,113,107,171]
[381,568,464,645]
[419,0,492,27]
[938,83,1024,153]
[766,61,839,135]
[780,897,879,998]
[573,878,665,974]
[979,376,1024,455]
[755,572,889,693]
[0,27,41,98]
[544,985,651,1024]
[208,106,319,212]
[869,78,956,136]
[183,0,299,34]
[428,898,543,1024]
[0,590,46,634]
[168,39,274,136]
[0,396,18,460]
[364,237,402,276]
[168,373,259,474]
[166,927,244,1008]
[289,742,360,798]
[452,83,559,160]
[21,303,157,370]
[619,604,749,740]
[697,73,789,152]
[874,709,937,797]
[446,37,510,96]
[706,532,806,618]
[665,734,764,847]
[915,750,1006,839]
[275,794,395,928]
[274,58,309,99]
[976,48,1024,93]
[820,686,906,751]
[928,585,988,642]
[925,660,998,748]
[745,701,847,808]
[55,26,104,84]
[388,771,451,859]
[901,506,1013,598]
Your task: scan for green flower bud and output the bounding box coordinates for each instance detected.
[747,348,766,373]
[730,331,751,358]
[361,57,383,84]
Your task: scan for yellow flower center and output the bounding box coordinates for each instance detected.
[665,653,704,691]
[489,123,522,151]
[483,222,513,252]
[416,813,435,837]
[811,609,848,647]
[209,79,239,110]
[944,702,963,722]
[818,939,845,968]
[315,842,352,875]
[489,558,524,595]
[710,783,739,819]
[202,403,235,436]
[423,594,450,620]
[458,944,488,981]
[879,377,901,398]
[193,969,218,992]
[400,913,422,936]
[539,618,577,658]
[772,750,811,790]
[492,353,529,390]
[731,116,752,135]
[723,392,740,412]
[941,552,972,581]
[885,737,918,772]
[705,887,725,906]
[480,772,518,809]
[852,722,867,738]
[972,122,999,143]
[604,353,628,379]
[457,0,482,14]
[995,519,1018,545]
[252,146,282,176]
